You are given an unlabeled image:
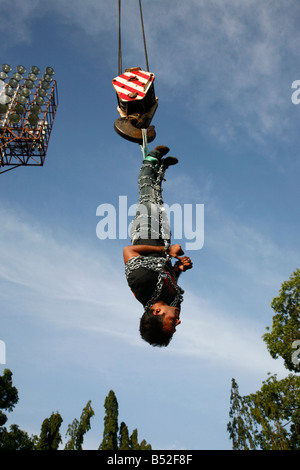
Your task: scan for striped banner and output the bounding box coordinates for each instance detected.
[112,69,155,102]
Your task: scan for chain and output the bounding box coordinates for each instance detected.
[125,256,184,309]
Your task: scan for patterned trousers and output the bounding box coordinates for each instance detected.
[130,160,171,245]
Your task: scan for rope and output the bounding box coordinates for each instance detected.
[139,0,150,72]
[118,0,122,75]
[140,128,148,159]
[118,0,150,75]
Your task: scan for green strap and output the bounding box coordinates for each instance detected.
[140,129,159,167]
[140,128,148,159]
[144,155,156,162]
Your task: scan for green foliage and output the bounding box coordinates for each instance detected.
[0,371,152,450]
[0,368,18,427]
[64,400,95,450]
[139,439,152,450]
[99,390,152,451]
[36,412,63,450]
[263,268,300,372]
[228,374,300,450]
[130,428,140,450]
[99,390,119,450]
[129,428,152,450]
[0,369,36,449]
[0,424,36,450]
[227,378,255,450]
[119,421,130,450]
[228,269,300,450]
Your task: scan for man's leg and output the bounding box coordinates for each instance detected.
[130,159,162,242]
[130,146,176,244]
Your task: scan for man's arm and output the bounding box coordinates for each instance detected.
[123,243,184,264]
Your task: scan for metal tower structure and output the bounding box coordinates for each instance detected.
[0,64,58,174]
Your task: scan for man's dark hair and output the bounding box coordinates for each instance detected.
[139,307,173,347]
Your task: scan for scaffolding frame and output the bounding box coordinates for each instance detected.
[0,80,58,174]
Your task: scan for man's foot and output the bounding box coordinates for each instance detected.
[162,156,178,168]
[145,145,178,169]
[153,145,170,157]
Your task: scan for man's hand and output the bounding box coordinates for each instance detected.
[168,244,184,259]
[175,256,193,272]
[168,244,193,273]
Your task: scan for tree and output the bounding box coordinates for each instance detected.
[228,269,300,450]
[227,378,255,450]
[130,428,140,450]
[0,369,152,450]
[0,369,18,427]
[139,439,152,450]
[64,400,95,450]
[263,268,300,372]
[228,374,300,450]
[99,390,119,450]
[129,428,152,450]
[99,390,152,450]
[36,412,63,450]
[0,424,36,450]
[0,369,36,450]
[119,421,130,450]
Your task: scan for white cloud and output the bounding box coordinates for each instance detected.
[0,204,134,336]
[208,212,296,289]
[1,0,298,144]
[0,202,291,377]
[171,290,287,377]
[0,0,41,48]
[142,0,299,144]
[164,169,298,290]
[50,0,116,35]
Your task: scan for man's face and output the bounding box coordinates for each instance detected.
[152,304,181,334]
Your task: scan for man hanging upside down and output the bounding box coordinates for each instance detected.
[123,145,193,347]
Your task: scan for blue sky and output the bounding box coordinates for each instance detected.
[0,0,299,450]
